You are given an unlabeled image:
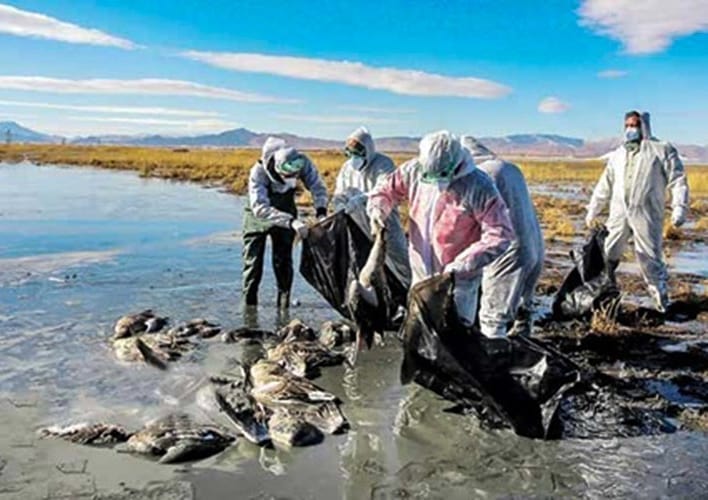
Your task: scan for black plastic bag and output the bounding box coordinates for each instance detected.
[552,225,620,320]
[400,273,582,439]
[299,212,407,327]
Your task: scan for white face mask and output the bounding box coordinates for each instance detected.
[624,126,641,142]
[349,156,366,171]
[283,177,297,190]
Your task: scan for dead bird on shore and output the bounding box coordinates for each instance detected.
[207,361,271,446]
[268,409,323,447]
[266,339,346,378]
[167,318,221,339]
[40,414,235,464]
[318,320,356,350]
[112,332,197,370]
[38,423,131,445]
[249,360,348,435]
[346,225,392,361]
[121,414,235,463]
[221,327,275,343]
[113,309,168,339]
[276,319,317,343]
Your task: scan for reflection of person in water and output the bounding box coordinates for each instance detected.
[367,130,514,327]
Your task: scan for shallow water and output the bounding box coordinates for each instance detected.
[1,162,708,499]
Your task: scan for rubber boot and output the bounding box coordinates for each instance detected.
[277,290,291,310]
[606,259,620,285]
[648,283,669,314]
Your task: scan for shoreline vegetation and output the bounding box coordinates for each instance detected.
[1,144,706,197]
[1,145,706,240]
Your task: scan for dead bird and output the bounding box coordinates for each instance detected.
[208,362,271,447]
[276,319,317,343]
[167,318,221,339]
[266,340,346,378]
[318,321,356,349]
[221,327,275,343]
[346,225,392,361]
[268,409,323,447]
[122,414,235,464]
[249,360,348,435]
[112,332,197,369]
[39,423,131,445]
[113,309,168,339]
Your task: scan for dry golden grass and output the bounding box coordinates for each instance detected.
[696,216,708,231]
[1,144,706,197]
[590,296,622,335]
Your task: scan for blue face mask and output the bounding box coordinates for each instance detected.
[349,155,366,171]
[624,126,641,143]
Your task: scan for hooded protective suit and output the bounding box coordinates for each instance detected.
[333,127,411,288]
[242,137,329,308]
[586,112,689,312]
[462,136,545,337]
[368,131,514,325]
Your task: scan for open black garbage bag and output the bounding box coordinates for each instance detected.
[299,211,407,327]
[400,273,582,439]
[552,225,620,320]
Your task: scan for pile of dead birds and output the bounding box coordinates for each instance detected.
[40,312,357,464]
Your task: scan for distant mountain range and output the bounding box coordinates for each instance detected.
[2,121,707,162]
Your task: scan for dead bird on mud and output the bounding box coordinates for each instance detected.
[222,327,275,343]
[40,414,234,464]
[39,423,131,445]
[112,331,198,370]
[266,339,346,378]
[346,225,392,361]
[206,361,271,447]
[113,309,168,339]
[249,360,348,435]
[276,319,317,343]
[121,414,235,463]
[167,318,221,339]
[268,409,323,447]
[318,320,356,350]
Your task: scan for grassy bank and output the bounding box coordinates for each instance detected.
[1,144,706,196]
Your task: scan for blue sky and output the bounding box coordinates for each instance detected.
[0,0,706,142]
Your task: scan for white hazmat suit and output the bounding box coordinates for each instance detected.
[462,136,545,337]
[333,127,411,288]
[586,112,689,312]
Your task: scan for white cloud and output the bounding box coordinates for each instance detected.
[181,51,511,99]
[578,0,708,54]
[0,99,222,117]
[0,3,137,49]
[538,97,571,114]
[274,113,402,125]
[597,69,628,79]
[0,76,294,103]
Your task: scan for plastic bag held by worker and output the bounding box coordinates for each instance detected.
[399,273,581,439]
[299,212,407,327]
[551,225,620,320]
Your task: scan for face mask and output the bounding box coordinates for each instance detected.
[283,177,297,190]
[624,127,641,143]
[349,156,366,171]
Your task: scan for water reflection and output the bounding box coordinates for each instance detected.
[1,163,707,498]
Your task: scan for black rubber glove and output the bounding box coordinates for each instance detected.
[316,207,327,219]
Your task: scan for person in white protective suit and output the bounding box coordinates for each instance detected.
[585,111,690,313]
[462,136,545,337]
[242,137,329,310]
[333,126,411,288]
[367,130,515,327]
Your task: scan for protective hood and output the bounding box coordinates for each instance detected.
[261,136,287,165]
[461,135,497,163]
[346,126,375,163]
[640,111,653,140]
[418,130,467,181]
